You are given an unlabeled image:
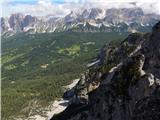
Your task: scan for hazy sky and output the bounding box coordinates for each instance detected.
[1,0,160,17]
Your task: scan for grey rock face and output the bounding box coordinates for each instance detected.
[8,13,24,32]
[1,17,9,33]
[51,22,160,120]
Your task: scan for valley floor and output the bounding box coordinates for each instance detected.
[16,79,79,120]
[27,100,69,120]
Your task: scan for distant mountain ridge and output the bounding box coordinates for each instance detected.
[1,7,160,37]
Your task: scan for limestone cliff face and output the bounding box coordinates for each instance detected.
[51,22,160,120]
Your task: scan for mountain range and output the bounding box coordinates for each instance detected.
[1,7,160,37]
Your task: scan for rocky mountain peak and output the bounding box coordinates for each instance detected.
[8,13,24,31]
[23,15,37,27]
[51,21,160,120]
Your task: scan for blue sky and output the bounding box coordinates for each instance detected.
[1,0,160,17]
[9,0,65,4]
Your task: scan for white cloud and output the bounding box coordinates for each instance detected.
[84,0,160,14]
[1,0,160,17]
[65,0,160,14]
[2,0,71,17]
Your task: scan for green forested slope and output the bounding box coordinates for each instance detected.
[1,32,127,119]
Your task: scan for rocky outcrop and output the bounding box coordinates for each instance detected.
[51,21,160,120]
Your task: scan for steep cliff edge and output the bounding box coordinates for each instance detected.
[51,21,160,120]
